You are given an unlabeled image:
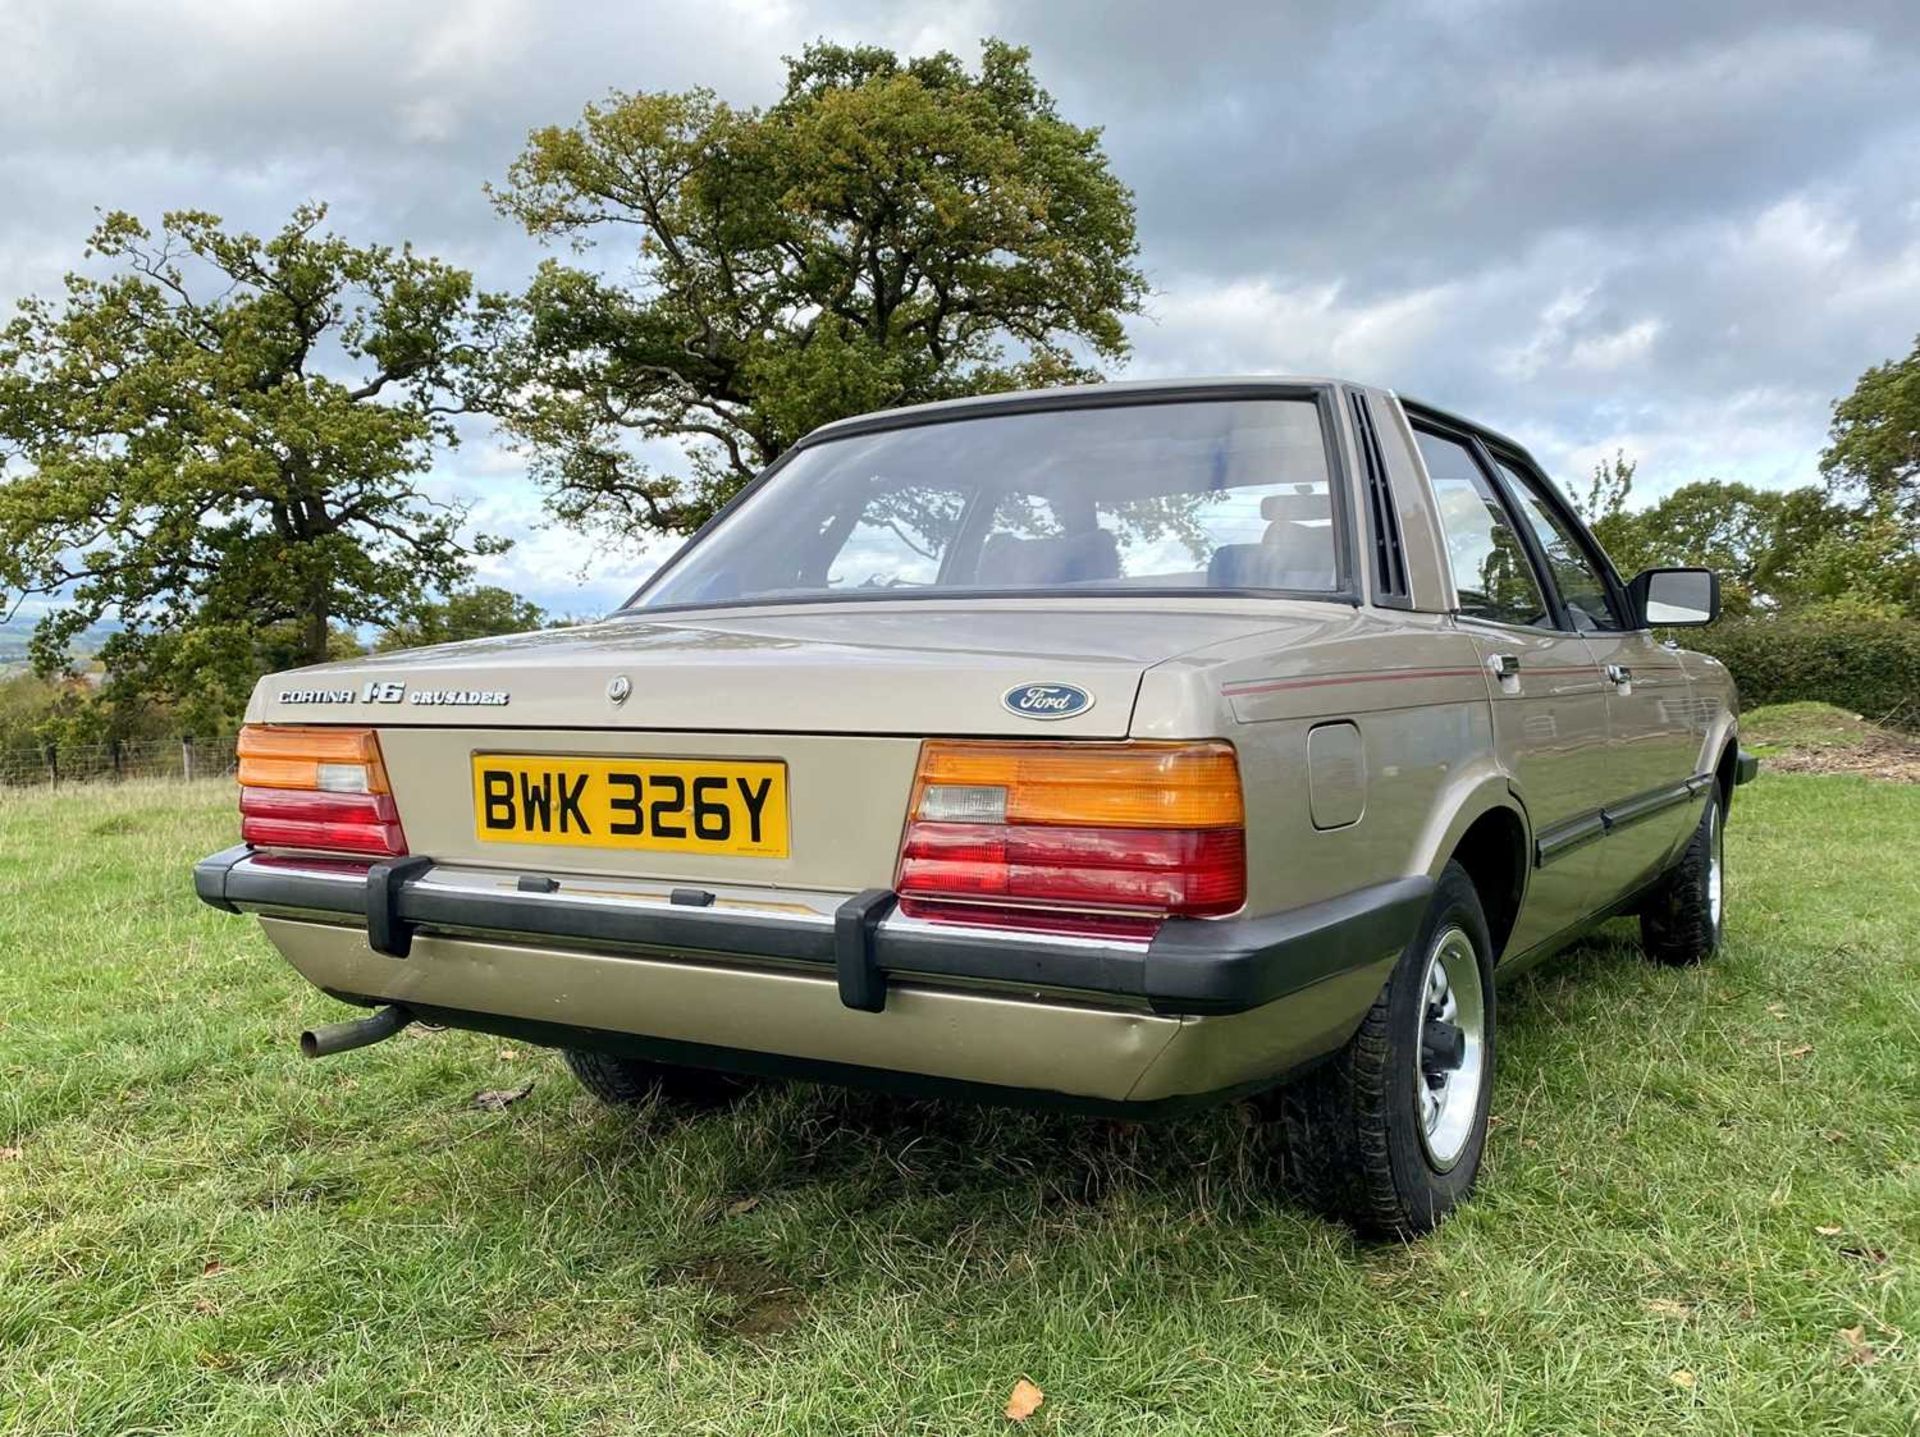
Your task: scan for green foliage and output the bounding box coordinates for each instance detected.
[489,39,1146,541]
[1580,448,1638,564]
[1630,480,1843,616]
[1580,458,1903,617]
[375,585,548,652]
[1824,332,1920,523]
[1817,336,1920,612]
[1694,607,1920,731]
[0,671,81,754]
[0,205,507,732]
[0,669,180,758]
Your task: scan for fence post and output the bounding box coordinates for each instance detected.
[43,741,58,787]
[181,735,194,783]
[110,739,123,781]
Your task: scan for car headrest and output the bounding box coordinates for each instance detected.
[1208,525,1337,592]
[976,528,1122,587]
[1260,490,1330,522]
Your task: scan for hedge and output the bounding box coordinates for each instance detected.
[1691,613,1920,731]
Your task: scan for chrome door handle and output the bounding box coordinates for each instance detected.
[1487,653,1521,678]
[1606,663,1632,685]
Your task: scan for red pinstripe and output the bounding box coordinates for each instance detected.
[1222,663,1603,697]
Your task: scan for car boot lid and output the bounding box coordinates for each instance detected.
[246,601,1354,736]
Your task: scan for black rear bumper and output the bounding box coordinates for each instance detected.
[194,845,1428,1018]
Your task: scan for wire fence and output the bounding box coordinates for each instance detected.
[0,735,238,789]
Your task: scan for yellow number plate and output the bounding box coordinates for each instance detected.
[471,755,789,857]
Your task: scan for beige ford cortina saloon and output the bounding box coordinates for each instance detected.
[196,378,1756,1234]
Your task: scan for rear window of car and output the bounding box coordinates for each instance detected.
[629,398,1344,610]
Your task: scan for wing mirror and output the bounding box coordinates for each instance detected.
[1628,567,1720,627]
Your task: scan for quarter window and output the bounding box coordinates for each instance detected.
[1493,460,1625,632]
[1414,430,1549,628]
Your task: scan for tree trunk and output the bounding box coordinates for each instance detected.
[302,582,329,666]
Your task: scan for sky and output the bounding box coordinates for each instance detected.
[2,0,1917,619]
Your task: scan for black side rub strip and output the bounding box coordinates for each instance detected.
[193,845,1430,1018]
[1534,769,1725,868]
[1534,812,1606,866]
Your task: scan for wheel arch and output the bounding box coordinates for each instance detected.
[1447,807,1528,962]
[1414,769,1530,963]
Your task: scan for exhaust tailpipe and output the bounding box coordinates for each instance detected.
[301,1004,412,1059]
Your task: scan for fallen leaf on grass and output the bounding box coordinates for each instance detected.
[1838,1326,1880,1367]
[1815,1225,1845,1237]
[1644,1298,1694,1320]
[1004,1378,1045,1422]
[1783,1044,1814,1059]
[725,1196,761,1217]
[497,1048,519,1061]
[201,1259,224,1277]
[0,1146,20,1161]
[1841,1243,1890,1266]
[473,1079,535,1112]
[193,1297,220,1316]
[1670,1370,1696,1390]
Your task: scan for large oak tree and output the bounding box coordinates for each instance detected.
[489,39,1147,541]
[1821,335,1920,615]
[0,205,505,729]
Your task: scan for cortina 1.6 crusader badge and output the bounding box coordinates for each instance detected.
[275,679,509,707]
[1001,682,1094,720]
[606,674,632,705]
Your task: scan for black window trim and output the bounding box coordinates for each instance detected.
[1406,412,1568,632]
[1343,386,1412,610]
[618,381,1362,615]
[1479,443,1639,637]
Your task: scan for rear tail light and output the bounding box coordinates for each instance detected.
[895,741,1245,937]
[237,725,407,858]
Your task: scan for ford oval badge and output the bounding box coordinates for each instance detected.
[1002,682,1095,720]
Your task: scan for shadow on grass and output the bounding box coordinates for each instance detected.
[517,931,1657,1275]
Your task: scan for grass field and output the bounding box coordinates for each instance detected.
[2,761,1916,1434]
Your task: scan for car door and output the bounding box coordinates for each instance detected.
[1413,425,1611,957]
[1489,451,1700,896]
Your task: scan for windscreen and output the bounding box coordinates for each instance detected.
[631,398,1341,610]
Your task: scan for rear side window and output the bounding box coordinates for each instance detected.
[634,399,1345,609]
[1493,459,1625,632]
[1414,430,1549,628]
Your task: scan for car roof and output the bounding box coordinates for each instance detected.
[798,375,1348,445]
[798,375,1534,463]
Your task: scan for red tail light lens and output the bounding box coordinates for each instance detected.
[898,823,1245,910]
[895,741,1245,937]
[237,725,407,858]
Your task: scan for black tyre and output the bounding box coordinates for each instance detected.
[1271,860,1497,1237]
[1638,787,1725,966]
[562,1049,756,1109]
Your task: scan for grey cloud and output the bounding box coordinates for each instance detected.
[0,0,1915,577]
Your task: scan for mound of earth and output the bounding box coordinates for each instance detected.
[1742,702,1920,783]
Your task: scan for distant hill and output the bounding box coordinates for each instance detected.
[0,620,122,670]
